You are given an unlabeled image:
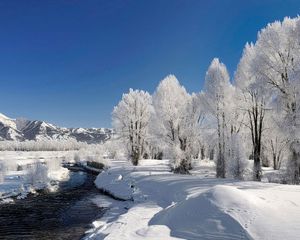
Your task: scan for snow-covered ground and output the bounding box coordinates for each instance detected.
[0,151,72,202]
[87,159,300,240]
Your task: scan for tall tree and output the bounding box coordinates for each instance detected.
[203,58,232,178]
[235,43,269,181]
[253,17,300,183]
[112,89,152,165]
[152,75,198,173]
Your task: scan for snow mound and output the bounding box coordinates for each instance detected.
[92,203,180,240]
[95,168,134,201]
[208,185,297,240]
[91,159,300,240]
[150,189,250,240]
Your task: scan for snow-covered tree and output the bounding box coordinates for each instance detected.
[152,75,200,173]
[251,17,300,183]
[235,43,269,181]
[109,15,300,183]
[112,89,153,165]
[202,58,233,178]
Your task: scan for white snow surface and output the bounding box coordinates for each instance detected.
[89,159,300,240]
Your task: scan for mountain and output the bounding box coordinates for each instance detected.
[0,113,112,143]
[69,127,111,143]
[0,114,24,141]
[21,120,69,141]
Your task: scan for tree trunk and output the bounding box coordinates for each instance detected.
[248,92,264,181]
[216,111,225,178]
[290,142,300,184]
[253,144,262,181]
[288,100,299,184]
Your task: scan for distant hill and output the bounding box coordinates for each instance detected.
[0,113,112,143]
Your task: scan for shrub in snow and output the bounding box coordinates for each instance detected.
[70,144,110,168]
[0,161,6,183]
[103,139,124,159]
[26,161,48,186]
[46,156,61,172]
[61,151,74,164]
[168,145,191,174]
[264,169,290,184]
[74,152,81,163]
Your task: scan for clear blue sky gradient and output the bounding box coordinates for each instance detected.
[1,0,300,127]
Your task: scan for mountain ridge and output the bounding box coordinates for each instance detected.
[0,113,112,143]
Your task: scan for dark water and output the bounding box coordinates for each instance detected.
[0,171,105,240]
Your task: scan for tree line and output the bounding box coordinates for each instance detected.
[112,17,300,183]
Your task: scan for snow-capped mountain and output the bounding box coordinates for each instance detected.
[0,114,24,141]
[69,127,111,143]
[21,120,69,141]
[0,113,112,143]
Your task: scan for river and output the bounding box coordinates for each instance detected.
[0,170,105,240]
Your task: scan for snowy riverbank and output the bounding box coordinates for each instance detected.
[87,159,300,240]
[0,151,70,203]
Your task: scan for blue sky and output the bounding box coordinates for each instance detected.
[1,0,300,128]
